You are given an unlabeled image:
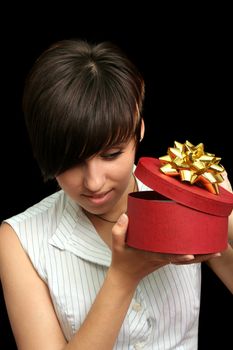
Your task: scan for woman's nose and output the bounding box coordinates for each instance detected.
[83,158,105,192]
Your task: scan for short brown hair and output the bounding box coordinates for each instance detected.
[23,39,145,180]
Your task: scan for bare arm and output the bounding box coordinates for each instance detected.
[207,172,233,293]
[0,223,66,350]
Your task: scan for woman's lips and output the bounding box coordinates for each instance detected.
[83,190,113,205]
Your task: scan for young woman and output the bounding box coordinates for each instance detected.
[0,39,232,350]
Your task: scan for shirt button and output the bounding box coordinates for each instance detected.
[132,302,142,312]
[134,342,144,349]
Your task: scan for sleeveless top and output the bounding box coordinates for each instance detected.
[4,177,201,350]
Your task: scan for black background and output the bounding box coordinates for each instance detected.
[1,5,232,349]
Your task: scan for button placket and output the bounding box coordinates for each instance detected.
[128,286,152,349]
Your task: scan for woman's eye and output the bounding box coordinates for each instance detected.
[101,151,123,159]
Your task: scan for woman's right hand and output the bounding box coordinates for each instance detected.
[109,213,193,288]
[109,213,220,288]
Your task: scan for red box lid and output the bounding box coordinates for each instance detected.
[135,157,233,217]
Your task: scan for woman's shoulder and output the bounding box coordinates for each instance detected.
[1,190,69,247]
[0,190,74,277]
[4,190,65,225]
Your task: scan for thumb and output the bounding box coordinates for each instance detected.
[112,213,129,248]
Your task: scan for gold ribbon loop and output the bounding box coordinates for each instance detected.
[159,140,225,194]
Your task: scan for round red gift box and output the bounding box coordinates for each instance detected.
[127,157,233,254]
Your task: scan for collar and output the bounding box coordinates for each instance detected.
[49,175,149,267]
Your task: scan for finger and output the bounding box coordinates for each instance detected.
[194,252,221,263]
[173,252,221,265]
[154,253,195,264]
[170,254,195,263]
[111,213,129,248]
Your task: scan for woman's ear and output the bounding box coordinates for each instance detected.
[140,118,145,142]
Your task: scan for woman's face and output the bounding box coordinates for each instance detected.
[56,138,137,217]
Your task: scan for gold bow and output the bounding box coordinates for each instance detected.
[159,140,225,194]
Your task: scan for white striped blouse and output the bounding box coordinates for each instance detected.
[4,177,201,349]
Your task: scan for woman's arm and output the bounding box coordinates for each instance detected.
[206,172,233,293]
[0,222,140,350]
[0,223,67,350]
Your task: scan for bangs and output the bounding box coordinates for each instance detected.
[41,80,142,180]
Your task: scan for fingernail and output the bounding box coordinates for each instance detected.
[214,253,221,257]
[117,213,127,225]
[183,255,195,261]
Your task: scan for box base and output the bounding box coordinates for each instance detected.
[127,191,228,254]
